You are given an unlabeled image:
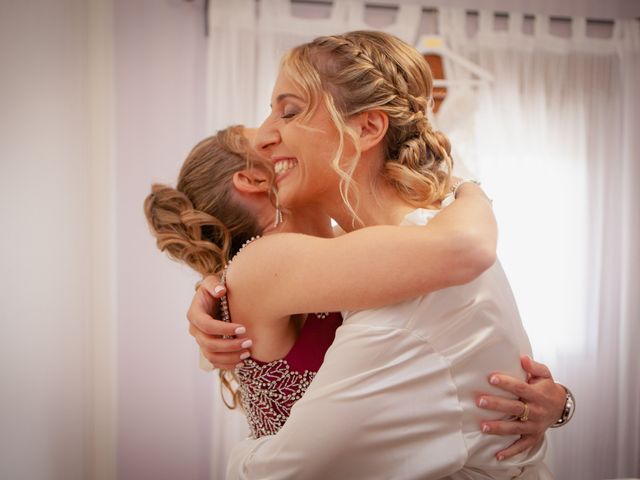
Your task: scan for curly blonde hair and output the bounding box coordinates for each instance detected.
[144,125,270,409]
[281,30,453,225]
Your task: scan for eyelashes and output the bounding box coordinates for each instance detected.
[280,103,301,120]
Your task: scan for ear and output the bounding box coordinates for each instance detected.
[352,110,388,153]
[232,168,270,194]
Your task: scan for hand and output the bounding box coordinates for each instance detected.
[187,275,253,370]
[477,355,566,461]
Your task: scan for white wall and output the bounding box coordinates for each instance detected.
[0,1,92,479]
[113,1,214,479]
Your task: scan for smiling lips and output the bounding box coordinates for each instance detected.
[273,158,298,178]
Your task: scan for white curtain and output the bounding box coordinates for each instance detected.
[206,2,640,479]
[437,9,640,480]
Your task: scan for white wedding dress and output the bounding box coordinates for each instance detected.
[228,207,554,479]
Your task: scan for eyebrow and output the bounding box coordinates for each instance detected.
[273,93,305,106]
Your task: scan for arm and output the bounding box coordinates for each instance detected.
[228,183,496,320]
[477,355,567,460]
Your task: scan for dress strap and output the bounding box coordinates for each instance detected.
[219,236,261,329]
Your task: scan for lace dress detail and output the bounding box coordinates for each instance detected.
[236,359,316,438]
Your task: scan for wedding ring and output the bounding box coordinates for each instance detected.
[518,402,530,422]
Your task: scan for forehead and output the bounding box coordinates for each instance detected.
[272,70,304,101]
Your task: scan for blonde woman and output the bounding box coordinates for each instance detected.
[181,32,571,479]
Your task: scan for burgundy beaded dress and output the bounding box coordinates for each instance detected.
[235,312,342,439]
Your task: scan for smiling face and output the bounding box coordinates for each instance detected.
[257,32,453,228]
[255,71,345,212]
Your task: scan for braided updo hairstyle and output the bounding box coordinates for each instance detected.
[144,125,268,409]
[144,125,264,278]
[281,30,453,223]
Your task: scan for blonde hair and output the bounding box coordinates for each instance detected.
[144,125,269,409]
[281,30,453,224]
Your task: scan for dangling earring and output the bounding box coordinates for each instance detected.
[273,191,283,228]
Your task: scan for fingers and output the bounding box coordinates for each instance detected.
[200,275,226,298]
[477,394,527,418]
[488,373,535,401]
[480,418,539,436]
[189,326,251,355]
[192,330,253,354]
[188,284,241,335]
[189,324,252,368]
[520,355,552,379]
[494,434,543,461]
[190,313,245,337]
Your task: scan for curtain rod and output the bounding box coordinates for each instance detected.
[289,0,631,26]
[185,0,639,30]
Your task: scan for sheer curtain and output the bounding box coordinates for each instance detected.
[438,9,640,480]
[206,2,640,479]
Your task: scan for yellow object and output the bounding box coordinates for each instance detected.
[423,36,444,49]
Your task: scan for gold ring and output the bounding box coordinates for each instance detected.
[518,402,530,422]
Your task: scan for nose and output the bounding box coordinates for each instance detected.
[255,117,280,155]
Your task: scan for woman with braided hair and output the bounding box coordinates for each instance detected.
[146,124,506,420]
[158,31,565,479]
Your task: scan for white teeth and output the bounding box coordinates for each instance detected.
[274,159,297,175]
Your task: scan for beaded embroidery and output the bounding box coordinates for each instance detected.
[236,359,316,438]
[220,235,318,438]
[219,236,260,337]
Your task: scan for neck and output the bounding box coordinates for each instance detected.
[276,204,334,238]
[324,154,415,232]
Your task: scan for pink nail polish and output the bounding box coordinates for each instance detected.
[214,285,226,295]
[241,339,253,349]
[240,351,250,360]
[234,326,246,335]
[490,375,500,385]
[479,398,488,407]
[235,362,244,369]
[482,424,490,433]
[497,454,504,462]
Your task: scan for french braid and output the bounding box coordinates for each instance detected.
[282,31,453,223]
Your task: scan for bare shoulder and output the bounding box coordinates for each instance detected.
[224,233,324,308]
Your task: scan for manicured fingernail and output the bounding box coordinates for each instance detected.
[479,398,488,407]
[235,362,244,368]
[490,375,500,385]
[214,285,226,295]
[240,351,250,360]
[234,326,246,335]
[497,454,504,462]
[241,339,253,349]
[482,424,491,433]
